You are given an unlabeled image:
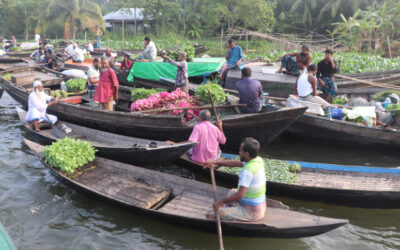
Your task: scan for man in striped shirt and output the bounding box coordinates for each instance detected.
[204,137,266,221]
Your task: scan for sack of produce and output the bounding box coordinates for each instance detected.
[286,95,324,116]
[62,69,87,80]
[347,97,368,107]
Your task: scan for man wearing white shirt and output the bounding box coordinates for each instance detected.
[137,37,157,62]
[35,33,41,43]
[64,42,74,57]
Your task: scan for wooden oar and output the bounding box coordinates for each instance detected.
[208,90,224,250]
[336,74,400,91]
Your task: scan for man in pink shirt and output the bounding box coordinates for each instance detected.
[188,110,226,164]
[94,57,119,111]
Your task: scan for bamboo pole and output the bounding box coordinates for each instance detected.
[220,28,224,56]
[387,35,392,59]
[122,19,125,46]
[336,74,400,91]
[245,31,248,54]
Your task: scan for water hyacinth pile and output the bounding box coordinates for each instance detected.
[194,83,227,104]
[65,78,86,92]
[43,137,97,175]
[218,158,301,184]
[131,88,200,120]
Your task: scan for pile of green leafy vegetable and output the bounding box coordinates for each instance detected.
[43,137,97,174]
[51,89,68,99]
[131,88,164,102]
[9,47,22,52]
[372,90,400,103]
[332,97,346,105]
[65,78,86,92]
[3,73,12,81]
[170,46,195,62]
[194,83,227,104]
[345,116,364,123]
[387,104,400,117]
[218,158,301,184]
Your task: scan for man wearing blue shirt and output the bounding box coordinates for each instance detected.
[220,39,244,87]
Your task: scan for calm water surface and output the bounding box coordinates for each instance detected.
[1,92,400,250]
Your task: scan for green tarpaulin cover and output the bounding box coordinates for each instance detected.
[127,57,226,82]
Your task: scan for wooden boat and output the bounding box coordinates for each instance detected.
[225,64,400,97]
[1,67,307,150]
[17,107,195,165]
[25,139,348,238]
[178,153,400,208]
[0,57,28,71]
[264,97,400,149]
[0,223,16,250]
[0,88,4,98]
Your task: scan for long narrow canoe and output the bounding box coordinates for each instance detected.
[17,107,195,165]
[1,67,307,150]
[0,223,16,250]
[177,153,400,208]
[25,139,348,238]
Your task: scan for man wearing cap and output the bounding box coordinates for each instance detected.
[25,81,59,132]
[161,51,189,93]
[94,57,119,111]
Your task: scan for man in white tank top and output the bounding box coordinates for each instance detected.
[295,64,330,109]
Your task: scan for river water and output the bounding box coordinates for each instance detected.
[1,92,400,250]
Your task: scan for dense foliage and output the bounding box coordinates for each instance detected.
[218,158,301,184]
[194,83,227,105]
[66,78,86,92]
[169,46,195,62]
[43,137,97,174]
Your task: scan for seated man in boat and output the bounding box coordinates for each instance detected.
[295,64,330,112]
[204,137,266,222]
[70,43,84,63]
[25,81,59,132]
[276,45,312,76]
[166,110,226,164]
[64,42,75,58]
[87,58,100,100]
[120,55,133,73]
[236,67,263,113]
[137,37,157,62]
[94,57,119,111]
[46,49,58,70]
[317,49,337,102]
[161,51,189,94]
[30,47,45,63]
[220,39,244,87]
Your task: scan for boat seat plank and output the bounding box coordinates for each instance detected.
[74,167,171,209]
[296,172,400,191]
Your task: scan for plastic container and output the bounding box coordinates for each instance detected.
[331,106,343,120]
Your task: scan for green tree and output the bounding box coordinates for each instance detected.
[36,0,105,39]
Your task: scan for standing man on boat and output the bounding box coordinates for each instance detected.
[94,57,119,111]
[317,49,337,102]
[166,110,226,164]
[276,45,312,76]
[94,25,102,48]
[137,37,157,62]
[295,64,331,112]
[236,67,263,113]
[220,39,244,87]
[11,36,17,48]
[204,137,266,222]
[87,58,101,100]
[25,81,59,132]
[161,51,189,93]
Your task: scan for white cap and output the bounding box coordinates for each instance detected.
[33,81,42,88]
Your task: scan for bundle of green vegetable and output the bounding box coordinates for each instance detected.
[194,83,227,104]
[131,88,164,102]
[51,89,68,99]
[332,97,346,105]
[43,137,97,174]
[218,158,301,184]
[65,78,86,92]
[3,73,12,81]
[170,46,195,62]
[387,104,400,117]
[9,47,22,52]
[372,90,400,103]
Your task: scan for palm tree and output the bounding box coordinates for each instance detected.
[332,10,361,50]
[318,0,361,21]
[36,0,104,39]
[290,0,318,27]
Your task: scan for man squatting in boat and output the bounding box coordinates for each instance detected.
[204,137,267,222]
[276,44,312,76]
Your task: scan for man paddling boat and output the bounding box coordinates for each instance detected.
[204,137,266,222]
[25,81,59,132]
